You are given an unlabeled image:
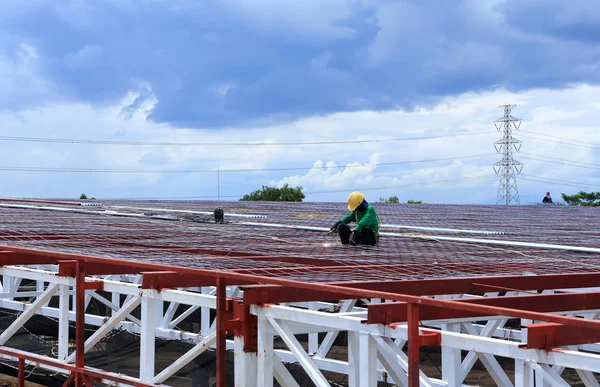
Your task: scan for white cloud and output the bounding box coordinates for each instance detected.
[274,153,383,191]
[17,44,39,62]
[64,45,103,69]
[0,44,53,107]
[1,82,599,203]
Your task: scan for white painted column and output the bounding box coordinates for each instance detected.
[201,286,212,336]
[156,298,164,327]
[348,331,360,386]
[371,298,384,379]
[58,284,70,361]
[3,275,15,300]
[308,302,318,355]
[257,308,274,387]
[140,290,158,382]
[531,319,548,387]
[348,332,377,387]
[111,276,121,317]
[360,333,378,387]
[442,323,462,387]
[516,319,534,387]
[234,336,257,387]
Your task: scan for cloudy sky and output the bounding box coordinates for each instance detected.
[1,0,600,204]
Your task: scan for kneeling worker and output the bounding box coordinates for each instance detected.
[330,191,380,246]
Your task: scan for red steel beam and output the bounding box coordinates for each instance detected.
[18,358,24,387]
[408,303,420,387]
[244,286,348,305]
[367,291,600,324]
[216,277,227,387]
[334,272,600,296]
[243,272,600,305]
[1,252,160,277]
[63,372,75,386]
[58,260,160,278]
[0,251,63,266]
[231,300,258,352]
[5,245,600,331]
[232,261,535,275]
[522,323,600,349]
[75,261,86,374]
[141,271,256,290]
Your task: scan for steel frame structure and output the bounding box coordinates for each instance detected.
[494,104,523,206]
[0,247,600,387]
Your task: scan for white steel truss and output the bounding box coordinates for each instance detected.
[0,266,599,386]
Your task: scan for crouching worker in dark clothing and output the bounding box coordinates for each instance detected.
[330,191,380,246]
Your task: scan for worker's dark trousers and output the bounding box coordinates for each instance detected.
[337,224,378,246]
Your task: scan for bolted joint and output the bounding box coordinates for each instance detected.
[58,260,78,278]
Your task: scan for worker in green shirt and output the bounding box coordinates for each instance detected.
[330,191,380,246]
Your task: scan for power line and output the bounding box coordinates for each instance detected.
[0,131,495,147]
[520,129,600,147]
[519,132,600,150]
[0,153,496,174]
[520,174,600,190]
[519,177,600,190]
[520,154,600,171]
[521,152,600,167]
[89,174,498,200]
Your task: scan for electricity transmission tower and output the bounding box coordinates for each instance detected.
[493,104,523,205]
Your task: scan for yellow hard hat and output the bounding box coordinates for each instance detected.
[347,191,365,211]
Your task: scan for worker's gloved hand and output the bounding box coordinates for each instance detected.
[349,231,357,246]
[330,221,341,232]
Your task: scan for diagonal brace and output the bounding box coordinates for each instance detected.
[65,296,142,363]
[0,283,59,345]
[268,317,331,387]
[150,331,217,384]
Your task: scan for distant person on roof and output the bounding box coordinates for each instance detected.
[330,192,380,246]
[542,191,553,204]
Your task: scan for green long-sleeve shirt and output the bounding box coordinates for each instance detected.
[340,204,379,233]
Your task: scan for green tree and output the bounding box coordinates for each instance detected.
[379,195,400,204]
[240,184,305,202]
[561,191,600,206]
[407,199,423,204]
[80,193,88,200]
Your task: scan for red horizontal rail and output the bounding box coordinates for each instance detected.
[333,272,600,295]
[368,291,600,323]
[243,272,600,304]
[0,347,159,386]
[141,270,256,290]
[58,260,162,277]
